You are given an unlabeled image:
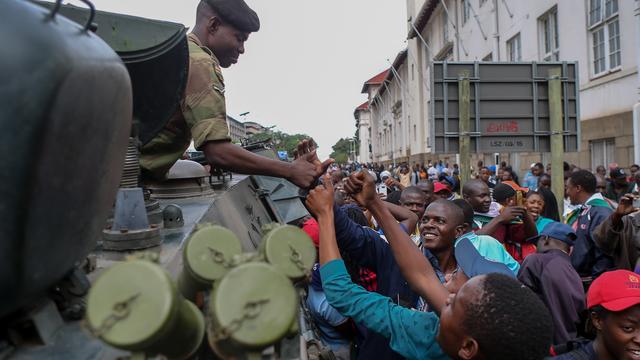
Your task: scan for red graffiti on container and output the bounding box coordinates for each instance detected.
[486,121,519,133]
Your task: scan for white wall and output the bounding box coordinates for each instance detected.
[367,0,637,163]
[357,111,372,162]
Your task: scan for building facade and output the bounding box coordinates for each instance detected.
[226,115,246,143]
[359,0,639,174]
[354,102,372,162]
[243,121,267,137]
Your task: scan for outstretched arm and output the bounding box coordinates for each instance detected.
[307,175,447,360]
[204,139,333,189]
[383,201,419,235]
[305,175,341,264]
[344,172,449,314]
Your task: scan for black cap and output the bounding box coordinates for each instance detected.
[205,0,260,33]
[610,167,626,179]
[493,183,516,203]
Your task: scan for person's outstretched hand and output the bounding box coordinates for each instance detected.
[289,138,334,189]
[343,170,379,209]
[305,174,335,218]
[498,206,526,224]
[617,194,638,217]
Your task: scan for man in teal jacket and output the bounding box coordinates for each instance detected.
[305,173,553,360]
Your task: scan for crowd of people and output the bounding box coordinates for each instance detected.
[296,151,640,360]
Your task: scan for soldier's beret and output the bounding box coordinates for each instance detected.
[204,0,260,33]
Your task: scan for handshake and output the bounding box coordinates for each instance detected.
[305,171,380,217]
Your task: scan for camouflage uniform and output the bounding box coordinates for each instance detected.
[140,33,231,180]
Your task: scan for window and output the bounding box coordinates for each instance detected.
[414,125,417,142]
[590,0,618,25]
[462,0,471,24]
[411,64,415,81]
[588,0,620,75]
[442,11,448,43]
[482,53,493,61]
[608,20,621,68]
[590,138,615,172]
[507,33,522,61]
[539,8,559,61]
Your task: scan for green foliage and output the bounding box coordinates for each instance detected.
[247,130,311,157]
[330,137,359,164]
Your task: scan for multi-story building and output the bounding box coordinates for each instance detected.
[243,121,267,137]
[360,0,639,174]
[356,51,414,166]
[226,115,246,143]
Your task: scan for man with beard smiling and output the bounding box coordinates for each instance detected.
[324,176,455,359]
[305,173,552,360]
[139,0,331,187]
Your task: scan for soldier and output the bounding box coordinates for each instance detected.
[140,0,331,187]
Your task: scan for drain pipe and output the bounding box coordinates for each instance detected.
[634,0,640,164]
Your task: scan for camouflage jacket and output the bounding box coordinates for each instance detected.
[139,33,230,180]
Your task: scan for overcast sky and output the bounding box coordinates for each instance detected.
[86,0,408,159]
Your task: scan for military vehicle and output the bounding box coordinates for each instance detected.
[1,1,334,359]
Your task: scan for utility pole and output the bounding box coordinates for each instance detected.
[633,0,640,163]
[549,68,564,218]
[458,71,471,188]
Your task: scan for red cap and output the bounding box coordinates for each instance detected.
[302,217,320,248]
[587,270,640,311]
[433,182,451,193]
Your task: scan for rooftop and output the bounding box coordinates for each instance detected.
[361,69,390,93]
[407,0,438,39]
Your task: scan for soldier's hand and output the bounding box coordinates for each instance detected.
[305,175,334,218]
[343,171,378,208]
[299,139,334,173]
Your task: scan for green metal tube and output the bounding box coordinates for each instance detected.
[458,72,471,188]
[548,68,565,219]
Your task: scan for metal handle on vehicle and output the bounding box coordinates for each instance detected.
[77,0,97,32]
[48,0,97,32]
[48,0,62,20]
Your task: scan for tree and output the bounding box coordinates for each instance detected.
[247,130,312,158]
[330,137,359,164]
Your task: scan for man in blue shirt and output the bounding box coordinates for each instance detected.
[305,173,553,360]
[523,162,544,190]
[306,264,352,359]
[329,178,452,358]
